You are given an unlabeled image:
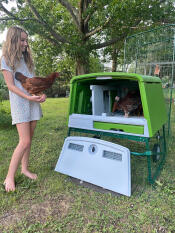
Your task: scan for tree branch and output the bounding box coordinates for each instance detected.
[160,0,167,4]
[91,35,126,50]
[79,0,84,31]
[0,2,18,20]
[84,5,97,27]
[26,0,67,43]
[0,1,42,25]
[79,0,84,16]
[25,0,44,23]
[0,17,37,21]
[91,19,141,50]
[85,17,111,39]
[36,32,61,47]
[0,2,62,47]
[57,0,80,30]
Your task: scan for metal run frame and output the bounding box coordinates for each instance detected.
[124,24,175,137]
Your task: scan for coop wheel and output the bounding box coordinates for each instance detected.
[93,135,101,139]
[152,143,160,162]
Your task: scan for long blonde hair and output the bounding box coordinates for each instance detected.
[1,26,34,72]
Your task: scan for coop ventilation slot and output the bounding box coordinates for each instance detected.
[68,143,84,152]
[103,150,122,161]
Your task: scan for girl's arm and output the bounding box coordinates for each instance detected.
[2,70,44,102]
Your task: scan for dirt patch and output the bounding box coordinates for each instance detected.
[29,196,71,222]
[0,195,72,229]
[0,210,24,227]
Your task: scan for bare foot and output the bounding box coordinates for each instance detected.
[21,170,37,180]
[4,177,15,192]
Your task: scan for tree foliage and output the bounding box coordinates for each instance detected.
[102,0,175,71]
[0,0,175,75]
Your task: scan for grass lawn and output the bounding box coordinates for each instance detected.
[0,97,175,233]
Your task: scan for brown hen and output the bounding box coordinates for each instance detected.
[112,90,143,117]
[15,72,59,95]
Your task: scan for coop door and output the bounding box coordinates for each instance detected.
[90,85,105,115]
[55,136,131,196]
[90,85,116,116]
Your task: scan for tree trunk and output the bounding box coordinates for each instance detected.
[112,59,117,72]
[75,56,89,75]
[112,45,117,72]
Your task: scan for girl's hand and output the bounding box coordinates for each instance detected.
[39,94,47,103]
[27,95,42,102]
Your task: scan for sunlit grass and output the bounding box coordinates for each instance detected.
[0,97,175,232]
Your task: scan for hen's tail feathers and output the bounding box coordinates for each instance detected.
[15,72,27,83]
[46,72,60,79]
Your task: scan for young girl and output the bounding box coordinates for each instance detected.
[0,26,46,192]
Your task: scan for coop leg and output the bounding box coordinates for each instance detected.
[163,125,166,159]
[67,128,71,136]
[146,140,153,184]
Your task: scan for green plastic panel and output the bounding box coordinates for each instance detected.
[70,72,161,84]
[68,83,92,115]
[94,121,144,135]
[139,82,168,137]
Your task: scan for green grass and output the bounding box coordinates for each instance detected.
[0,98,175,233]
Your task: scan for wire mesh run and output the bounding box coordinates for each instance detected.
[124,24,175,136]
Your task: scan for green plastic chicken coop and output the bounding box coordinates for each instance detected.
[67,72,168,185]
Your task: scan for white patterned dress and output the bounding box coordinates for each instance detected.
[1,56,42,125]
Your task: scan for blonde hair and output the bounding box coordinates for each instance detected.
[1,26,34,72]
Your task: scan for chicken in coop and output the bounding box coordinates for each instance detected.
[112,90,143,117]
[15,72,59,95]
